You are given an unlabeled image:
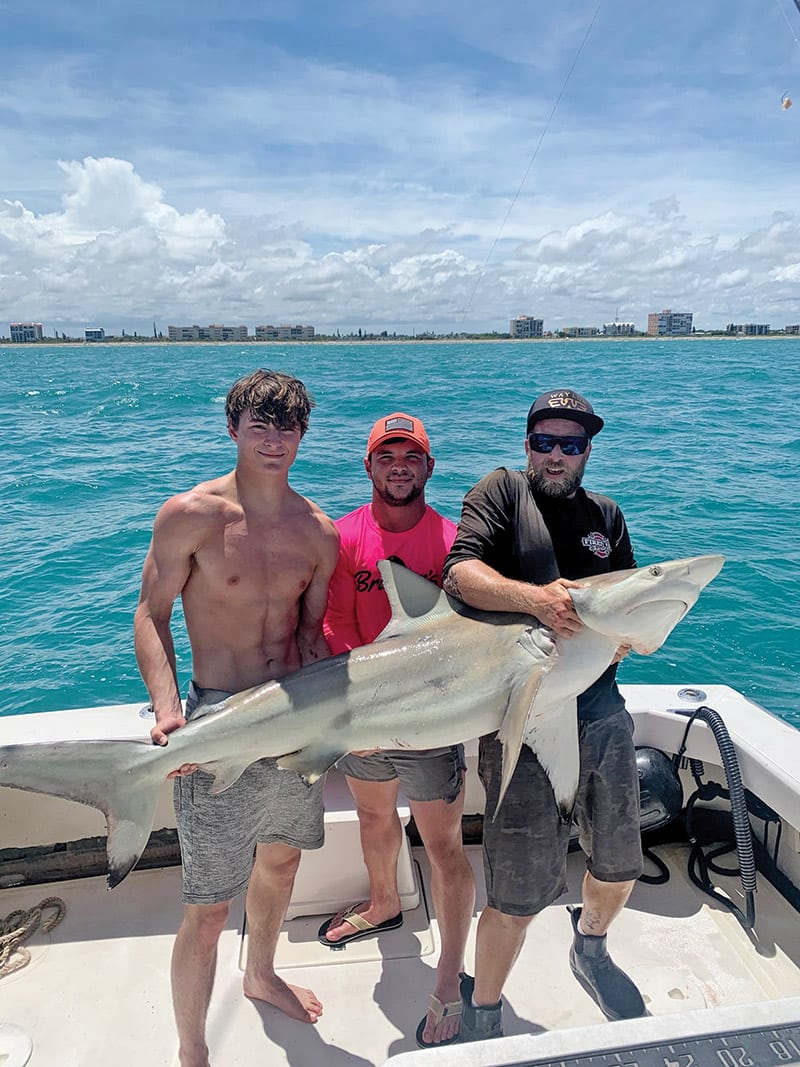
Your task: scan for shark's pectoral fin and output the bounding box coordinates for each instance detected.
[522,698,580,823]
[276,746,345,784]
[494,666,549,818]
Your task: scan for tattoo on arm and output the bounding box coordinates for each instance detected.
[443,571,461,597]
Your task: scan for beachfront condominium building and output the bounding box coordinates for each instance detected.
[10,322,44,342]
[85,328,105,342]
[167,324,250,341]
[254,324,315,341]
[725,323,770,336]
[647,309,693,336]
[510,315,544,338]
[562,326,599,337]
[602,322,637,336]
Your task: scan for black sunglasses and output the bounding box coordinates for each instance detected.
[528,433,589,456]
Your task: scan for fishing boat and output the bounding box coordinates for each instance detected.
[1,682,799,1067]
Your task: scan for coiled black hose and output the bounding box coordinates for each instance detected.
[676,705,757,929]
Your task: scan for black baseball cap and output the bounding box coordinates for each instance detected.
[526,389,604,437]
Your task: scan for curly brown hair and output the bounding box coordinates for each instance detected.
[225,369,315,435]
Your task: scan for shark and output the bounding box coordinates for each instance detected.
[0,554,723,888]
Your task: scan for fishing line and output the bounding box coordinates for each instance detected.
[775,0,800,50]
[459,2,601,324]
[774,0,800,109]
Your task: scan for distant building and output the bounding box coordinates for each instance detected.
[85,328,105,342]
[562,326,599,338]
[168,325,200,341]
[254,324,315,341]
[10,322,44,343]
[207,324,249,342]
[726,323,769,336]
[785,325,800,335]
[167,324,250,341]
[602,322,637,336]
[510,315,543,338]
[647,309,693,336]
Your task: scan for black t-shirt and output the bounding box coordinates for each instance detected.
[444,468,636,720]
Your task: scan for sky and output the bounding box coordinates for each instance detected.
[2,0,800,336]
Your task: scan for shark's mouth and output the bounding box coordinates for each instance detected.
[626,599,690,654]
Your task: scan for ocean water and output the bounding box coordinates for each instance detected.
[1,339,797,727]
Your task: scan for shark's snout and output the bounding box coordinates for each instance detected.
[683,554,725,588]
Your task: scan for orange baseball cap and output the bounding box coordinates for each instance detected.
[366,412,431,456]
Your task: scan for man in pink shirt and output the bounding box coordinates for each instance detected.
[319,412,475,1048]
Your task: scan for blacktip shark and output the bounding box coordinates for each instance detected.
[0,554,723,888]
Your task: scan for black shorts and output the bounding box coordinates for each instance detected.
[479,709,643,916]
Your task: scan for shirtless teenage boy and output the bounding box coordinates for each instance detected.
[134,369,340,1067]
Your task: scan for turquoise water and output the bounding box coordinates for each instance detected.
[1,339,798,726]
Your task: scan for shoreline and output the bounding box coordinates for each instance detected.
[1,333,797,349]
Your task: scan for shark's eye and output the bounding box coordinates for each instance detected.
[649,565,663,577]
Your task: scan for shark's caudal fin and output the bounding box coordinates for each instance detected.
[0,739,165,888]
[375,560,453,638]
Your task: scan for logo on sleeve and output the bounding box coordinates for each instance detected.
[582,532,611,559]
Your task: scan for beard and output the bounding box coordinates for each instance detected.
[526,455,587,498]
[373,480,425,507]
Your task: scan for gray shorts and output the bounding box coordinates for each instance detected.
[174,682,325,906]
[480,709,642,916]
[336,745,466,804]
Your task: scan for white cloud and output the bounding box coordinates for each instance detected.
[715,269,750,289]
[2,154,800,333]
[3,0,800,336]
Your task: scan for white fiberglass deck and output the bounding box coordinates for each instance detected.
[3,839,800,1067]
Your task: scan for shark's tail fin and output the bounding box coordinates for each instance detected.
[0,739,165,888]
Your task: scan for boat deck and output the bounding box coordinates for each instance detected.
[3,837,800,1067]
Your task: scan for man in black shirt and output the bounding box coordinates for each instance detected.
[443,388,646,1040]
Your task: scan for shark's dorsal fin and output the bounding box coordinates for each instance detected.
[376,559,453,639]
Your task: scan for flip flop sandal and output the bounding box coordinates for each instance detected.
[317,903,403,947]
[415,992,462,1048]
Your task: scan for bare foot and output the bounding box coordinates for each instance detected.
[244,974,323,1023]
[420,980,462,1046]
[323,901,400,943]
[177,1046,210,1067]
